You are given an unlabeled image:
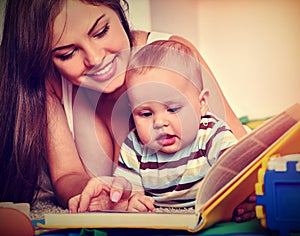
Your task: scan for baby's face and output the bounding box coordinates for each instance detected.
[127,68,202,153]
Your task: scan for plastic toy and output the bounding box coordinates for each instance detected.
[255,154,300,236]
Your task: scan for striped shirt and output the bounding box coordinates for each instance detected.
[114,113,238,208]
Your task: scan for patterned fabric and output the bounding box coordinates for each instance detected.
[114,113,238,208]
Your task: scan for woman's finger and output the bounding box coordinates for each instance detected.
[234,211,256,222]
[237,201,256,214]
[233,195,256,222]
[87,191,112,211]
[247,192,256,203]
[110,176,132,203]
[68,194,80,213]
[78,177,107,212]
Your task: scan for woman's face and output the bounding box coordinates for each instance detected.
[51,0,130,93]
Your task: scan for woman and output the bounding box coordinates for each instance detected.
[0,0,253,221]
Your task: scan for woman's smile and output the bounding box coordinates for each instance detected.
[86,55,117,82]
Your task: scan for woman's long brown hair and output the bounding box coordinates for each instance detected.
[0,0,133,203]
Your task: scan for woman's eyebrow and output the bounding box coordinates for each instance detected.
[88,14,105,35]
[52,14,106,53]
[52,44,74,53]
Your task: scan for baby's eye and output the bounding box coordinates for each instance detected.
[139,111,153,118]
[168,106,181,113]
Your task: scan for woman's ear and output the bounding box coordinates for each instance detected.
[199,89,209,115]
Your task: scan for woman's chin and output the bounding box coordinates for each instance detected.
[101,75,125,94]
[78,73,125,94]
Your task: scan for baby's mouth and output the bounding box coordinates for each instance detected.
[156,134,176,146]
[157,133,172,140]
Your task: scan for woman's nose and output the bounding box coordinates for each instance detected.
[84,47,104,67]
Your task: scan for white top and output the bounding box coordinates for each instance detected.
[61,77,74,138]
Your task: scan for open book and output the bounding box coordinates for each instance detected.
[38,103,300,232]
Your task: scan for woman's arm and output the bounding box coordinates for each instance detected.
[46,79,132,211]
[46,81,90,208]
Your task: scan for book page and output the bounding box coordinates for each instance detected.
[41,211,198,231]
[197,104,300,208]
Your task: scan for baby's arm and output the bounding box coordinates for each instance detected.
[114,134,155,212]
[128,192,156,212]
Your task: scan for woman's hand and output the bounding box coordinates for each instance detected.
[233,192,256,222]
[127,193,155,212]
[68,176,132,213]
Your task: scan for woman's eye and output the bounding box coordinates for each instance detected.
[55,49,77,61]
[93,24,110,39]
[168,107,181,113]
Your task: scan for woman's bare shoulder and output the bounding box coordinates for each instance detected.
[169,35,194,47]
[131,31,197,53]
[131,30,149,46]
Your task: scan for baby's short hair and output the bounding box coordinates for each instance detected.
[126,40,203,91]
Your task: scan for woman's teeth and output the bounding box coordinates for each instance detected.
[96,62,112,75]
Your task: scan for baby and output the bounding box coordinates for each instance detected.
[114,40,238,212]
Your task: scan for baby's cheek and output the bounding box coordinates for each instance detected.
[135,121,152,144]
[178,110,199,144]
[179,109,199,130]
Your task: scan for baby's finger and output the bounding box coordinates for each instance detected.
[139,196,155,212]
[127,205,140,212]
[132,202,149,212]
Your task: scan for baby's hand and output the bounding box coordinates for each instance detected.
[233,192,256,222]
[128,193,155,212]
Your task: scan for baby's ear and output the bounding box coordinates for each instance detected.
[199,89,209,115]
